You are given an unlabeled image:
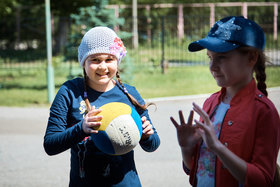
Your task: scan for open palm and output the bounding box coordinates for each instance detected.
[170,110,201,148]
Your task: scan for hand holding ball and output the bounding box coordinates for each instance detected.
[90,102,142,155]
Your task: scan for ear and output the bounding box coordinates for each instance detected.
[248,51,258,67]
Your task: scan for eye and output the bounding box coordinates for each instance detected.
[216,55,230,62]
[105,58,113,62]
[88,58,100,64]
[207,55,213,62]
[218,55,227,59]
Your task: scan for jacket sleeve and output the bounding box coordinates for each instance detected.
[139,106,160,152]
[245,104,280,186]
[127,85,160,152]
[43,84,87,156]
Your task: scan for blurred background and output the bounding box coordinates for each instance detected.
[0,0,280,106]
[1,1,280,186]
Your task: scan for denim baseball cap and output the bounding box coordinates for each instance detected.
[188,16,265,52]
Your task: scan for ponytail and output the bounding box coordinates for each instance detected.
[238,47,268,96]
[254,51,268,96]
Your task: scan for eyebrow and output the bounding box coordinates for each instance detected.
[91,55,116,59]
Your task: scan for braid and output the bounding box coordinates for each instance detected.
[254,51,268,96]
[83,68,91,113]
[238,47,268,97]
[116,70,153,111]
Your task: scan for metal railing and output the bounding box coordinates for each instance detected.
[0,14,279,74]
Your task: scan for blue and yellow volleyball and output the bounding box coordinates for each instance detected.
[90,102,142,155]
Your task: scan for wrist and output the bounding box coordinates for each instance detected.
[180,145,195,154]
[212,140,226,155]
[180,146,195,170]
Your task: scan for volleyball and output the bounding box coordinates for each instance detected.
[90,102,142,155]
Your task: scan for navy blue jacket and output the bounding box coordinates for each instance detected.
[44,78,160,187]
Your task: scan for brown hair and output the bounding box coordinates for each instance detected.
[237,46,268,96]
[83,68,92,113]
[83,68,152,114]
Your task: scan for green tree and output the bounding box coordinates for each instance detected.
[66,0,135,83]
[66,0,125,61]
[0,0,94,51]
[50,0,94,55]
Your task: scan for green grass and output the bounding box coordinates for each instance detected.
[133,65,218,98]
[1,64,280,107]
[133,65,280,99]
[129,44,208,66]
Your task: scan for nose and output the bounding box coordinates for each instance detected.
[98,60,107,69]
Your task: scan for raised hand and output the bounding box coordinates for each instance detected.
[170,110,201,149]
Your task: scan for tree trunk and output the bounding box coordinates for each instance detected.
[53,16,69,56]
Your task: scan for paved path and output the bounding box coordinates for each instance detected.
[0,87,279,187]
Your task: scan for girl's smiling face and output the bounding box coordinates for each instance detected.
[84,53,118,92]
[207,49,255,90]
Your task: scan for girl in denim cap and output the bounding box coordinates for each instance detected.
[170,16,280,187]
[44,26,160,187]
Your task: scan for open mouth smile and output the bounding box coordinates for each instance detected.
[96,72,109,77]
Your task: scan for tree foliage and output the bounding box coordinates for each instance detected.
[0,0,279,50]
[65,0,126,61]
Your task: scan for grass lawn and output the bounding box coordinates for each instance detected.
[133,65,219,98]
[0,65,280,107]
[133,65,280,98]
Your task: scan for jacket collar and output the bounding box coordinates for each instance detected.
[217,78,257,106]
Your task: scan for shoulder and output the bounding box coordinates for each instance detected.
[254,90,279,117]
[58,78,83,94]
[54,78,83,101]
[206,91,220,101]
[51,78,84,110]
[63,77,84,89]
[123,83,142,97]
[253,91,280,143]
[122,83,145,104]
[203,91,220,106]
[123,83,138,93]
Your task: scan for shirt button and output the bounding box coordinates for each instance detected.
[228,121,233,126]
[258,94,263,98]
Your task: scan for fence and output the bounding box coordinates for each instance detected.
[0,9,280,74]
[122,14,280,70]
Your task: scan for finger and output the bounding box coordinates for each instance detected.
[194,119,206,130]
[193,103,208,118]
[187,110,194,125]
[88,129,99,134]
[87,115,103,122]
[88,121,101,129]
[179,110,186,125]
[144,128,154,135]
[193,103,211,124]
[170,116,179,128]
[142,120,149,129]
[196,127,204,137]
[141,116,147,122]
[88,108,102,116]
[142,124,153,134]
